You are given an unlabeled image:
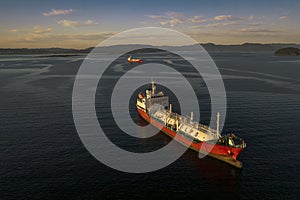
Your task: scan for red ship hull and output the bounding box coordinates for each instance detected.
[137,107,244,168]
[128,59,143,63]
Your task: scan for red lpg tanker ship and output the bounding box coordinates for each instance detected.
[127,56,143,63]
[136,82,246,168]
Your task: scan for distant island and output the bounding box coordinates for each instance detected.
[274,47,300,56]
[1,43,300,55]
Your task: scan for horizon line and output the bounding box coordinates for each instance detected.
[0,42,300,50]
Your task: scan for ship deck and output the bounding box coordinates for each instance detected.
[150,108,219,142]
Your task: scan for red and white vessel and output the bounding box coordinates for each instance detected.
[136,82,246,168]
[127,56,143,63]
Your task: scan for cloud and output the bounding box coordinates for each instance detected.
[84,20,96,25]
[147,12,249,28]
[58,19,80,27]
[214,15,242,21]
[8,29,18,32]
[165,12,185,20]
[32,31,112,41]
[147,11,186,27]
[23,26,53,41]
[43,9,73,16]
[12,31,114,48]
[150,13,244,27]
[139,21,149,25]
[147,15,167,20]
[147,12,207,26]
[33,26,53,34]
[52,32,113,41]
[203,21,240,28]
[189,16,207,23]
[190,25,201,30]
[205,23,220,28]
[279,16,287,20]
[247,23,261,27]
[247,15,254,21]
[163,12,186,26]
[159,21,168,26]
[239,28,279,33]
[146,12,272,36]
[221,21,240,26]
[168,19,184,27]
[58,19,98,27]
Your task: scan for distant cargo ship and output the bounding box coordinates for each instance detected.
[136,82,246,168]
[127,56,143,63]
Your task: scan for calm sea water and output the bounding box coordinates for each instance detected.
[0,52,299,199]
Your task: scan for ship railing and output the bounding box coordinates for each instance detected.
[180,115,219,138]
[151,107,219,139]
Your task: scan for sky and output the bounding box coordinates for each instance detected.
[0,0,299,48]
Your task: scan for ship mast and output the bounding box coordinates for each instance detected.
[216,112,220,137]
[151,81,155,96]
[190,112,193,123]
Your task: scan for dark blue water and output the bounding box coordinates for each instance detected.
[0,53,299,199]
